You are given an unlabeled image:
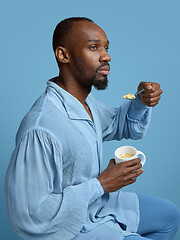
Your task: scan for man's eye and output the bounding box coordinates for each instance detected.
[89,45,98,50]
[105,46,109,52]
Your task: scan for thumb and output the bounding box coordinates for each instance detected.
[143,82,153,91]
[108,158,115,167]
[138,81,152,92]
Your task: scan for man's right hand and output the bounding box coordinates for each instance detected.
[97,158,143,193]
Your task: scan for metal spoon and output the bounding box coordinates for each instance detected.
[123,88,145,100]
[134,88,145,97]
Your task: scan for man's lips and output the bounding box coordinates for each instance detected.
[97,66,110,75]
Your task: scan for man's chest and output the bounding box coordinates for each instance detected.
[58,118,102,184]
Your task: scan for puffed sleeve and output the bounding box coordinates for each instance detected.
[94,96,152,141]
[5,129,104,240]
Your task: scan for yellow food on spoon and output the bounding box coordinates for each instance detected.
[123,94,135,99]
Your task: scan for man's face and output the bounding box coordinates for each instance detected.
[66,21,111,90]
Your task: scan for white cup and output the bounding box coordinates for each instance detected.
[114,146,146,166]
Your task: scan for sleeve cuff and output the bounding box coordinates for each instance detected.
[127,96,151,121]
[89,178,104,205]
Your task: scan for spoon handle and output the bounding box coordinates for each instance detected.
[135,88,145,96]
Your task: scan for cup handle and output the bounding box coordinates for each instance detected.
[137,150,146,166]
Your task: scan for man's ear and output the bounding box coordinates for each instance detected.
[55,46,69,63]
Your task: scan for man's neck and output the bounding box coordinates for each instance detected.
[55,75,91,105]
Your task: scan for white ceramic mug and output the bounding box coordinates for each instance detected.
[114,146,146,166]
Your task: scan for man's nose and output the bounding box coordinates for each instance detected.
[99,50,111,62]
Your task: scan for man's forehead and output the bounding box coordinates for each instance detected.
[69,21,108,43]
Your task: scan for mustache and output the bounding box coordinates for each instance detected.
[96,63,110,72]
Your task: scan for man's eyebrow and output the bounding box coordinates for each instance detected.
[88,39,110,44]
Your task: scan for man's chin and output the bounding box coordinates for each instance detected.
[91,78,108,90]
[93,83,108,90]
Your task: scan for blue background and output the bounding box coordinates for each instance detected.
[1,0,180,239]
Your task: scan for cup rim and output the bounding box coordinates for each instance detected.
[115,146,137,160]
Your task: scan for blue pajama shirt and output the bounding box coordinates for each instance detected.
[5,78,152,240]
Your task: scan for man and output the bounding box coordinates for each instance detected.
[5,17,180,240]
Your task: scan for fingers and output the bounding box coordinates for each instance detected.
[126,162,142,174]
[121,158,141,167]
[138,81,163,107]
[142,89,163,100]
[127,168,144,180]
[124,169,144,186]
[118,158,143,183]
[138,81,162,94]
[109,158,141,168]
[125,178,137,186]
[143,82,158,92]
[141,94,162,107]
[119,159,143,178]
[99,158,144,193]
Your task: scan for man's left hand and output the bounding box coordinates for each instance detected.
[138,81,163,107]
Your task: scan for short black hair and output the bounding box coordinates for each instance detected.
[52,17,94,53]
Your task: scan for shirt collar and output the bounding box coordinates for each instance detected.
[46,77,92,121]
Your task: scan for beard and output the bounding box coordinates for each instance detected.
[86,63,109,90]
[87,74,108,90]
[73,59,109,90]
